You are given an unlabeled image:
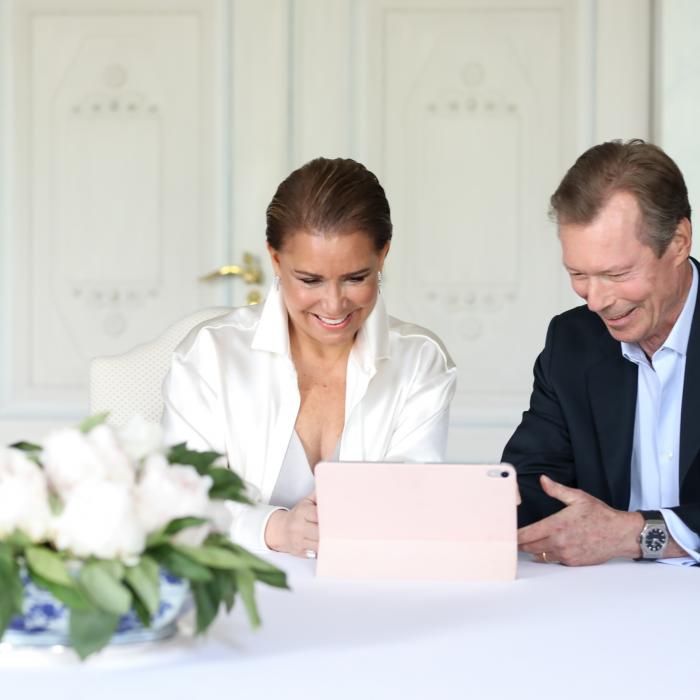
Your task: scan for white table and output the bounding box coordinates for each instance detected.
[2,554,698,700]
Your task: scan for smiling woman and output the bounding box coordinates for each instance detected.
[161,158,457,558]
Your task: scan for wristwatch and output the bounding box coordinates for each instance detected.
[636,510,669,560]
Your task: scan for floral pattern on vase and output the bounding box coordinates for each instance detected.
[4,569,189,647]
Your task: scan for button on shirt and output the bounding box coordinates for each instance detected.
[622,261,700,562]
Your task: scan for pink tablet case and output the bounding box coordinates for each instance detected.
[315,462,517,581]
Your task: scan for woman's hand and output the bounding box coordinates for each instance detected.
[264,492,318,557]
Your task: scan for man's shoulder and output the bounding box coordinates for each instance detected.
[555,303,607,331]
[546,304,618,358]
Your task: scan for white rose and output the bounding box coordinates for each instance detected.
[207,500,234,536]
[118,415,163,461]
[0,448,52,542]
[53,481,145,561]
[43,425,135,497]
[136,454,214,546]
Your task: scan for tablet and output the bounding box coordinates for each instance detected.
[315,462,517,581]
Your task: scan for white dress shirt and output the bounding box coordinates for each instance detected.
[622,260,700,562]
[161,284,457,552]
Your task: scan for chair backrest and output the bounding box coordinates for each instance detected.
[89,307,230,427]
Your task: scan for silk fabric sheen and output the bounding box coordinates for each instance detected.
[162,284,457,551]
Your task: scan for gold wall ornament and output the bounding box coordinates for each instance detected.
[246,290,262,305]
[200,252,263,285]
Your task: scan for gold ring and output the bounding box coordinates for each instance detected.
[541,551,548,563]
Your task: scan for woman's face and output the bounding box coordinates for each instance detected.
[269,230,389,350]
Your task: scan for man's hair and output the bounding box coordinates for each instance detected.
[549,139,691,257]
[266,157,393,252]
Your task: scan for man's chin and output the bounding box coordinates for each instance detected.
[604,324,643,345]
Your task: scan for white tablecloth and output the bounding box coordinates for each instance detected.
[3,553,698,700]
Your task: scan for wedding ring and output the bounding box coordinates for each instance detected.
[541,551,548,563]
[305,549,317,560]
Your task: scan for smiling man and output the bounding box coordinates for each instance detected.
[503,139,700,566]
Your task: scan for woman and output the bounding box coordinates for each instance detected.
[162,158,456,556]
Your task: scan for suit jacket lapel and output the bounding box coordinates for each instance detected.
[680,257,700,483]
[588,351,638,509]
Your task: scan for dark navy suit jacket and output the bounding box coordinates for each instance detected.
[503,258,700,536]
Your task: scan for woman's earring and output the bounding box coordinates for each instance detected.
[274,275,280,291]
[377,270,383,290]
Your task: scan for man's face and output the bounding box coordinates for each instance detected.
[560,191,692,356]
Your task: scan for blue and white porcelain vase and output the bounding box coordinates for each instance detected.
[4,570,190,648]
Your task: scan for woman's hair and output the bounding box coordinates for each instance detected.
[549,139,691,257]
[266,157,393,251]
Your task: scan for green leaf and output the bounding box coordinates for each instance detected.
[124,556,160,616]
[126,584,152,627]
[206,467,252,503]
[0,550,24,637]
[173,544,246,570]
[8,440,42,453]
[166,443,222,473]
[150,545,212,582]
[27,569,92,610]
[225,542,285,574]
[92,559,124,580]
[1,530,32,553]
[208,466,246,488]
[0,582,17,639]
[191,580,220,633]
[235,569,260,628]
[78,412,110,434]
[253,569,289,589]
[25,546,74,587]
[69,607,119,660]
[164,443,251,502]
[213,569,237,611]
[206,536,286,577]
[163,516,209,536]
[145,517,209,550]
[79,561,132,615]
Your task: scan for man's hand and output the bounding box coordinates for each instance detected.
[264,492,318,557]
[517,475,643,565]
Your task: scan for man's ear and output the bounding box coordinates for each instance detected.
[671,217,692,264]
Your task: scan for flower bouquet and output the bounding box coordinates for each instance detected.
[0,414,287,659]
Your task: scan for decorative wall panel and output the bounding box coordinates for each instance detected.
[375,4,573,429]
[656,0,700,259]
[5,3,221,416]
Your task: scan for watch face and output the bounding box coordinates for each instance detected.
[644,527,668,552]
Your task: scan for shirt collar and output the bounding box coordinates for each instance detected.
[621,259,698,363]
[250,282,291,356]
[250,283,391,372]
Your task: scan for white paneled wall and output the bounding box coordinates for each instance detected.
[1,0,655,454]
[655,0,700,260]
[2,0,226,430]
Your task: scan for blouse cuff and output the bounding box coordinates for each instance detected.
[228,501,288,553]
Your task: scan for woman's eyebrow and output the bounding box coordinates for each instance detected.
[342,267,371,278]
[292,267,371,278]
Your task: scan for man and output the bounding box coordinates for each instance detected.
[503,139,700,566]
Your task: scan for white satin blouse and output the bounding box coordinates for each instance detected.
[161,284,457,551]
